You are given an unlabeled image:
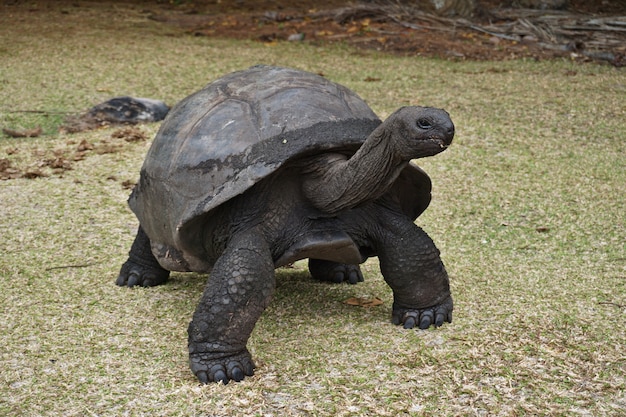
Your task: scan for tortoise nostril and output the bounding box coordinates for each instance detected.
[445,122,455,136]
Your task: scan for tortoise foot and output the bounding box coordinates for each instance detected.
[391,296,453,330]
[115,259,169,287]
[309,259,364,284]
[189,349,255,384]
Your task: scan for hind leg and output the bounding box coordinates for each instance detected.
[308,259,363,284]
[116,226,169,287]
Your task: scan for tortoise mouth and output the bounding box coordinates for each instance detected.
[430,136,452,149]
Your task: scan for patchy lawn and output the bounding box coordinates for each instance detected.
[1,1,624,416]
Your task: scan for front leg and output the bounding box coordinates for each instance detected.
[391,296,453,329]
[188,230,275,384]
[375,213,453,330]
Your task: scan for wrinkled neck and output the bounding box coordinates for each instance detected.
[302,127,407,214]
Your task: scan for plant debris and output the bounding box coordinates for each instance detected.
[111,126,148,142]
[151,0,626,65]
[121,179,136,190]
[344,296,384,307]
[1,127,148,182]
[2,126,43,138]
[0,158,21,180]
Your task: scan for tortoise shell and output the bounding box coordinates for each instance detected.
[129,65,431,269]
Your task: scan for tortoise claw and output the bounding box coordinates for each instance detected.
[309,259,364,285]
[403,313,417,329]
[189,350,255,384]
[116,259,169,287]
[392,296,453,330]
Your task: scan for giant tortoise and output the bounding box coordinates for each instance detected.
[116,65,455,384]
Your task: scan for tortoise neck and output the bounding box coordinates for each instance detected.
[302,122,407,214]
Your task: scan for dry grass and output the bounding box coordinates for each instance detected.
[1,2,625,416]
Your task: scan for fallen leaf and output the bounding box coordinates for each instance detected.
[0,158,11,171]
[73,151,87,161]
[77,139,94,151]
[96,143,123,154]
[343,297,383,308]
[42,157,72,170]
[315,30,334,36]
[0,158,22,180]
[2,126,42,138]
[111,126,147,142]
[22,169,47,179]
[121,180,136,190]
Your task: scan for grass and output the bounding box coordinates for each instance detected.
[1,2,625,416]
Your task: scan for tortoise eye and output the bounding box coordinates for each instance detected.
[416,118,433,129]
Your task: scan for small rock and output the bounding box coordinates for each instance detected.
[521,35,538,44]
[287,33,305,42]
[88,96,170,124]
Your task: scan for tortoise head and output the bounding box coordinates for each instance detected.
[381,106,455,160]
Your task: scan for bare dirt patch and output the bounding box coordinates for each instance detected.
[147,0,626,65]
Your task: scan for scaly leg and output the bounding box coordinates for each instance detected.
[116,226,169,287]
[374,211,453,329]
[188,229,275,384]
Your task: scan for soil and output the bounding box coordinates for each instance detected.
[146,0,626,65]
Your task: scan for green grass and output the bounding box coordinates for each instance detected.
[1,2,625,416]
